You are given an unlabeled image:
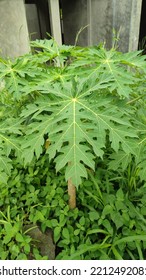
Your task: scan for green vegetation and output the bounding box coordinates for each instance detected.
[0,39,146,259]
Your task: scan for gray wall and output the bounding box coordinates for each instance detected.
[0,0,30,58]
[61,0,142,52]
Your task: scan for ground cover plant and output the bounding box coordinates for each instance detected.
[0,39,146,259]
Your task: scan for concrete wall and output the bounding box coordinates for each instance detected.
[61,0,142,52]
[0,0,30,58]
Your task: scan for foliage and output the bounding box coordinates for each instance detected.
[0,39,146,259]
[0,39,146,187]
[0,155,146,260]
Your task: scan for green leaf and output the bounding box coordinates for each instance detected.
[62,228,70,240]
[87,229,109,236]
[54,226,61,243]
[74,229,80,236]
[138,159,146,181]
[102,205,113,218]
[22,77,139,187]
[116,189,124,201]
[68,243,111,260]
[3,223,20,244]
[79,216,85,226]
[111,246,123,260]
[0,153,12,175]
[50,219,58,227]
[15,233,24,243]
[111,212,124,229]
[114,235,146,246]
[89,211,100,221]
[24,243,31,254]
[109,151,131,170]
[33,210,45,223]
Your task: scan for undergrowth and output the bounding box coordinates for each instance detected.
[0,39,146,259]
[0,155,146,260]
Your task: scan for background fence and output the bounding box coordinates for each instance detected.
[0,0,145,58]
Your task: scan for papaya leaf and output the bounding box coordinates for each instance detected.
[21,77,139,187]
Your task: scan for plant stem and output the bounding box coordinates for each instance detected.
[68,178,76,209]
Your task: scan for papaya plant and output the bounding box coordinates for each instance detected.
[0,39,146,209]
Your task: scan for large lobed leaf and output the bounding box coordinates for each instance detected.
[21,77,139,187]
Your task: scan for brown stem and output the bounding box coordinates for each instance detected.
[68,178,76,209]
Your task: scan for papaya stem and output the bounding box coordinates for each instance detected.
[68,178,76,209]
